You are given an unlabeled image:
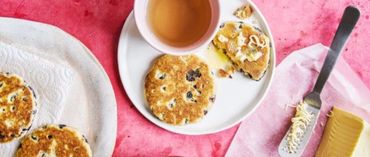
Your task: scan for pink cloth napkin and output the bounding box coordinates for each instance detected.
[226,44,370,156]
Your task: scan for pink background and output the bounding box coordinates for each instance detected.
[0,0,369,156]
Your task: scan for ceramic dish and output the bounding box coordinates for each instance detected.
[118,0,276,135]
[0,17,117,156]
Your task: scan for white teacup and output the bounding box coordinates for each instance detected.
[134,0,221,55]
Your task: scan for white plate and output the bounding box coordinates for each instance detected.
[118,0,276,135]
[0,17,117,156]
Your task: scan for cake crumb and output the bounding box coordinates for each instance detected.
[218,69,230,78]
[234,4,253,20]
[217,66,236,79]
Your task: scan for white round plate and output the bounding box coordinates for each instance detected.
[0,18,117,156]
[118,0,276,135]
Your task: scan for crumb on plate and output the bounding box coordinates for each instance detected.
[234,4,253,20]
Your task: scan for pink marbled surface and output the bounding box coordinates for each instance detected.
[0,0,369,156]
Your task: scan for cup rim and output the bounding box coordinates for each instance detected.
[134,0,221,55]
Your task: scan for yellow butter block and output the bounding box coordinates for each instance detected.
[316,107,369,157]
